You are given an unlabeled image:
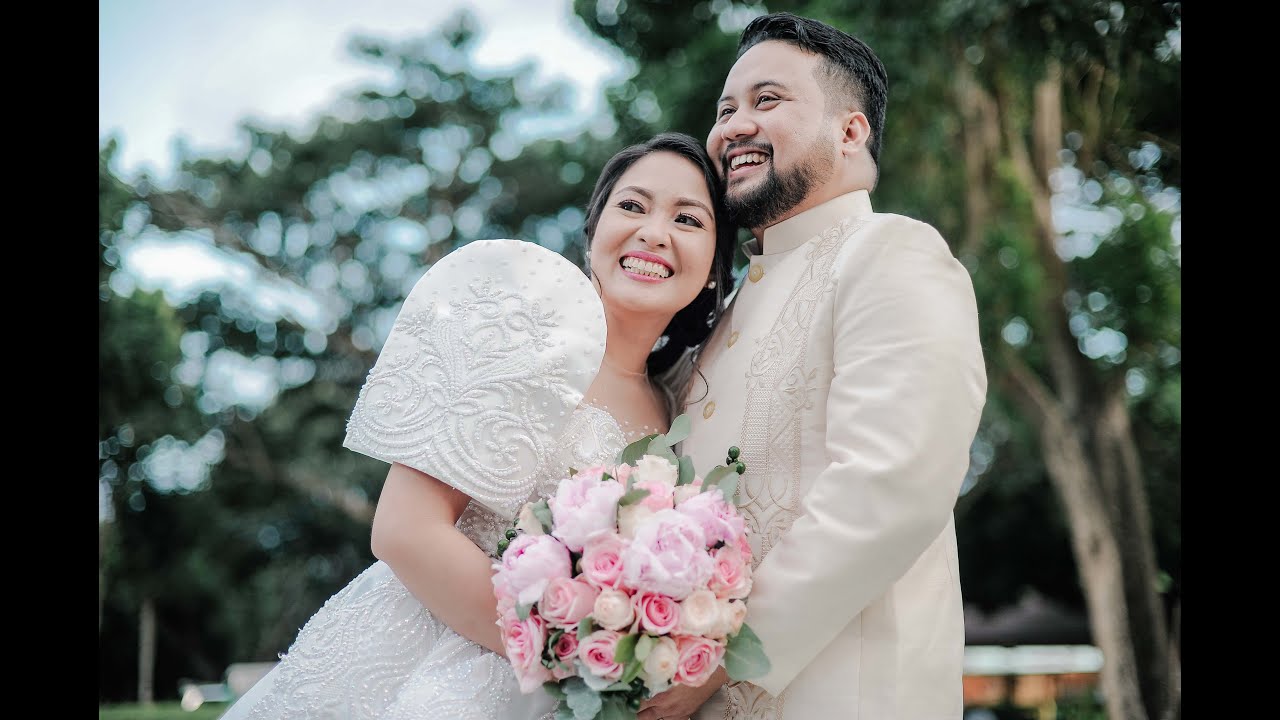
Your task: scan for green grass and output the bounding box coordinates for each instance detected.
[99,702,229,720]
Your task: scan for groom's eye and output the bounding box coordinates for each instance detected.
[717,105,735,119]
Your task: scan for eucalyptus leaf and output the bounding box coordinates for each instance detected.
[724,622,771,681]
[635,634,654,662]
[516,602,531,621]
[613,633,638,664]
[617,487,652,507]
[643,440,678,466]
[618,433,659,465]
[717,474,739,502]
[664,413,691,445]
[577,617,594,641]
[702,465,734,488]
[676,455,695,486]
[543,681,568,701]
[532,500,554,533]
[619,657,643,685]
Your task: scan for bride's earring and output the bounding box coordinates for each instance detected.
[705,279,717,290]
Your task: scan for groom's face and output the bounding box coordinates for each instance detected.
[707,40,838,231]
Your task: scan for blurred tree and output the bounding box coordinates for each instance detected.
[573,2,1180,719]
[98,10,622,702]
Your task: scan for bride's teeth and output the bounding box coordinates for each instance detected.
[621,257,671,278]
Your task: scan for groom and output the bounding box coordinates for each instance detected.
[640,13,988,720]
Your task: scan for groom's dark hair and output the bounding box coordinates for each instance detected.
[738,13,889,168]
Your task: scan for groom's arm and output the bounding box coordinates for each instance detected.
[744,218,988,697]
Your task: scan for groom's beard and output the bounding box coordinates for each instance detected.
[724,134,834,230]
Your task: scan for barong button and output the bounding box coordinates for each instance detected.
[727,331,739,348]
[703,401,716,419]
[748,264,764,282]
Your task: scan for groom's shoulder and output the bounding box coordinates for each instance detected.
[833,210,954,272]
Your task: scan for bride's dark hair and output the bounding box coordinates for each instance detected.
[582,132,737,405]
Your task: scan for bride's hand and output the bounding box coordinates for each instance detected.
[636,665,728,720]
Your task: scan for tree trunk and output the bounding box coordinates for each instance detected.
[138,596,156,705]
[992,58,1176,720]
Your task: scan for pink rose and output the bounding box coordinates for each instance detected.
[621,509,714,600]
[633,591,681,635]
[577,630,624,680]
[494,582,517,616]
[612,463,633,485]
[634,479,675,512]
[500,610,552,693]
[581,533,628,590]
[494,534,572,607]
[674,634,725,688]
[550,468,626,552]
[540,577,600,628]
[550,631,579,680]
[709,544,753,600]
[675,489,744,548]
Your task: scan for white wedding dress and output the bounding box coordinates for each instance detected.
[221,240,642,720]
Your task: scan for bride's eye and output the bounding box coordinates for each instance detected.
[618,199,643,213]
[675,213,705,228]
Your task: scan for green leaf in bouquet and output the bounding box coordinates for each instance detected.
[563,677,603,720]
[598,694,635,720]
[701,464,735,491]
[577,617,594,641]
[643,439,679,466]
[613,633,638,664]
[543,681,568,701]
[724,622,772,681]
[554,705,574,720]
[663,413,691,445]
[634,634,654,662]
[675,455,695,486]
[716,473,740,503]
[617,487,652,507]
[618,433,660,466]
[618,656,643,686]
[516,602,532,621]
[532,500,554,533]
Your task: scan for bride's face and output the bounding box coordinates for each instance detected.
[588,151,718,324]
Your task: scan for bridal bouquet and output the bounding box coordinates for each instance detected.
[491,415,770,720]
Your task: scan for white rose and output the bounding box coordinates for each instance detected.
[618,504,655,540]
[633,455,679,487]
[677,589,721,636]
[717,598,748,638]
[593,589,636,631]
[515,504,545,536]
[672,481,703,505]
[641,636,680,689]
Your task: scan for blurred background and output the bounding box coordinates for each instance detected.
[98,1,1181,719]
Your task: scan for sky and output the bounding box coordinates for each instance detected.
[99,0,628,181]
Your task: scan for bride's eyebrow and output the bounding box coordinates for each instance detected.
[676,197,712,216]
[616,186,710,216]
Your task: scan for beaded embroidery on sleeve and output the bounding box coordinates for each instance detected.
[343,239,606,521]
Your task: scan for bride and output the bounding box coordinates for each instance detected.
[221,132,737,719]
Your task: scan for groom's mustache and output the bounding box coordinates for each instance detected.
[721,141,773,174]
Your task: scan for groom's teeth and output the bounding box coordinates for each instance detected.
[730,152,767,170]
[621,257,672,278]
